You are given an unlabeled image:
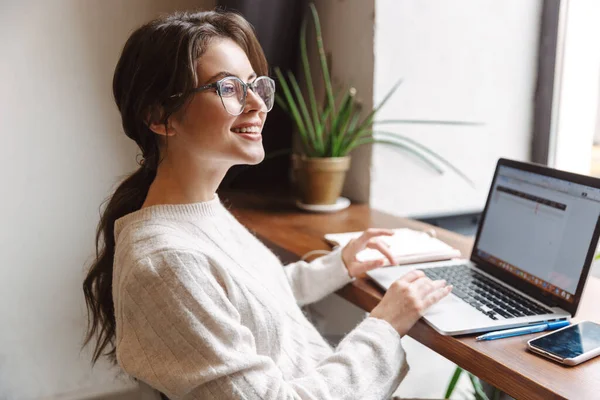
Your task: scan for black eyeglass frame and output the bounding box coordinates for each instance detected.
[191,75,275,116]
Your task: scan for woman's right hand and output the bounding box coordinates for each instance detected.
[370,269,452,337]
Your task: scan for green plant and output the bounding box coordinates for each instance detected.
[275,3,478,185]
[445,366,501,400]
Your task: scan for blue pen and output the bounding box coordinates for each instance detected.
[475,320,570,341]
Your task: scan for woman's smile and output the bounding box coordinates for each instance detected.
[231,121,263,141]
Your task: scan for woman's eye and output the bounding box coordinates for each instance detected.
[221,84,236,96]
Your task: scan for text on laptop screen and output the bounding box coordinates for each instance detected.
[475,165,600,303]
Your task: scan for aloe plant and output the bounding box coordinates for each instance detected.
[275,3,479,185]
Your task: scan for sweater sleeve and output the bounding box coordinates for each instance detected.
[115,250,408,400]
[282,248,354,306]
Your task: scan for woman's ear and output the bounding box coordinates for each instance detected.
[148,120,176,137]
[147,107,176,137]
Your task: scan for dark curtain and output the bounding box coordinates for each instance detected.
[218,0,307,192]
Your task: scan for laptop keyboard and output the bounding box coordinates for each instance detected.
[421,264,551,320]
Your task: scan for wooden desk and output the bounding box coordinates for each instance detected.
[224,192,600,400]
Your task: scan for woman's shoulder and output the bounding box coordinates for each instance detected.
[114,218,209,279]
[116,218,195,253]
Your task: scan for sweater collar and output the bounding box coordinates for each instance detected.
[114,194,224,238]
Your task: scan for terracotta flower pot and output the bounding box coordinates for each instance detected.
[295,155,351,205]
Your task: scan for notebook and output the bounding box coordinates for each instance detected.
[324,228,462,265]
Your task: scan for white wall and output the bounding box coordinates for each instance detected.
[551,0,600,173]
[0,1,213,399]
[371,0,542,218]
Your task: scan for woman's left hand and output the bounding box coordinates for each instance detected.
[341,228,397,278]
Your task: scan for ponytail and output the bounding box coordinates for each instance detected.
[82,165,155,364]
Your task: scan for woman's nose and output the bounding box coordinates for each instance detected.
[244,88,267,113]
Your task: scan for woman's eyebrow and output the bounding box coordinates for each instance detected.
[204,71,233,84]
[204,71,258,84]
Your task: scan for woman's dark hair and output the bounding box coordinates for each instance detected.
[82,10,268,365]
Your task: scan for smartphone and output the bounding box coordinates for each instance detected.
[527,320,600,366]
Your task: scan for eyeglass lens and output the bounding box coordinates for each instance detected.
[218,77,275,115]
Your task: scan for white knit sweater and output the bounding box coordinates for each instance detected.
[112,195,409,400]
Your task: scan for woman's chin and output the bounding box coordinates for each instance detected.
[241,149,265,165]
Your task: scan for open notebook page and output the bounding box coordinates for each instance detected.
[324,228,462,264]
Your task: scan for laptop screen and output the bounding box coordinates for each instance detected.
[474,164,600,304]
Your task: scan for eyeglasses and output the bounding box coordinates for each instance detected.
[192,76,276,116]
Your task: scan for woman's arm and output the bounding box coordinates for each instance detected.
[282,229,397,306]
[282,249,353,306]
[116,250,408,400]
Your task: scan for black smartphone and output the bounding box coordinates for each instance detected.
[527,320,600,366]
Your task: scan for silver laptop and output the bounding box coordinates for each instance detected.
[367,158,600,335]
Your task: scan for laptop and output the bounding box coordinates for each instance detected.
[367,158,600,335]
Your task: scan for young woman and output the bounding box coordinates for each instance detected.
[83,10,452,400]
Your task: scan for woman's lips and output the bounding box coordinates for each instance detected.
[231,126,261,133]
[231,125,262,141]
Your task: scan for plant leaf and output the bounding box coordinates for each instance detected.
[274,67,313,156]
[334,106,361,157]
[370,130,475,186]
[300,12,321,137]
[330,88,356,156]
[348,137,444,173]
[444,366,463,399]
[316,102,333,142]
[468,373,490,400]
[336,101,364,154]
[316,88,349,156]
[287,70,322,153]
[310,3,335,116]
[275,94,290,114]
[353,79,403,136]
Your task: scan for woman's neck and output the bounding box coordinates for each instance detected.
[142,157,228,208]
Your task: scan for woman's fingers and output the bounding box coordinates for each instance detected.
[397,269,426,284]
[352,258,387,277]
[411,277,446,298]
[365,239,396,265]
[423,284,453,309]
[354,228,394,248]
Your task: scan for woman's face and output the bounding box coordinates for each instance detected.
[164,38,268,168]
